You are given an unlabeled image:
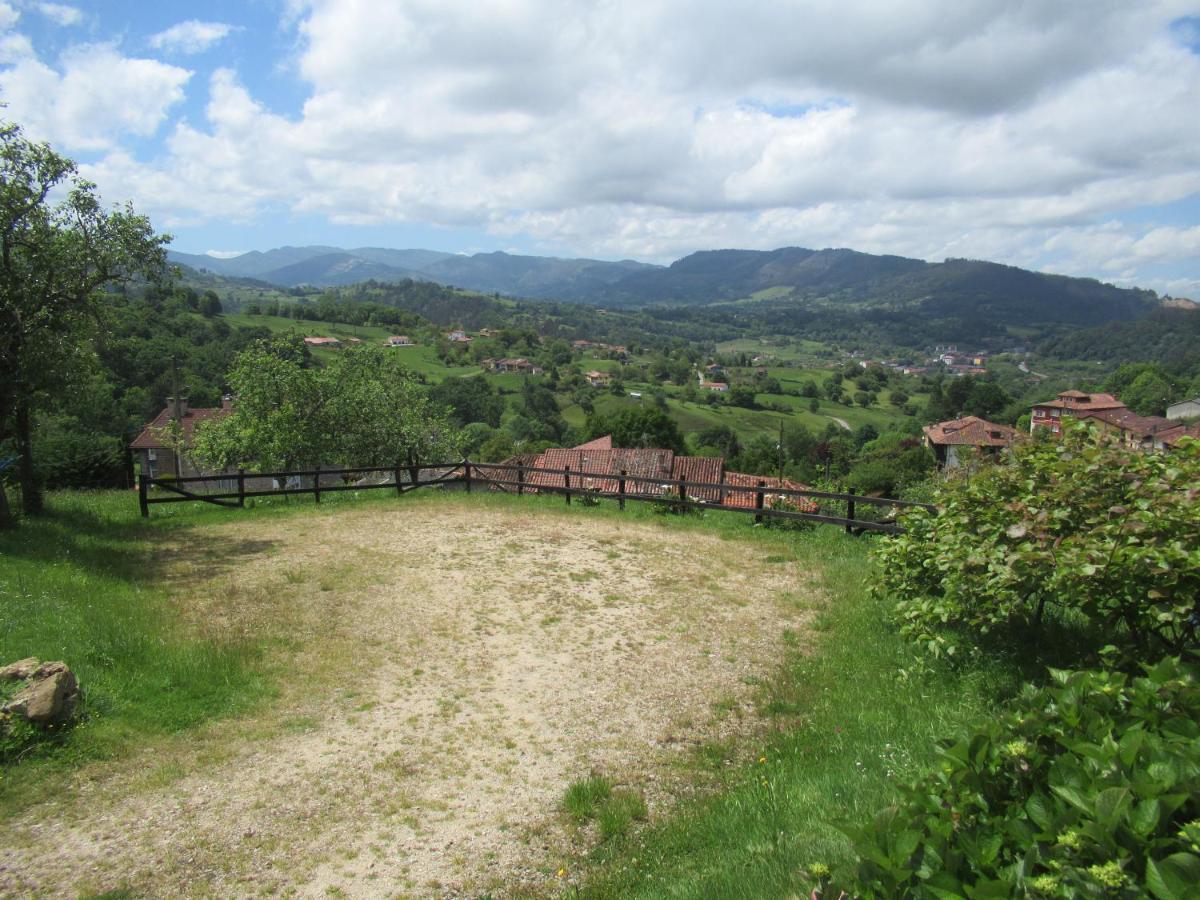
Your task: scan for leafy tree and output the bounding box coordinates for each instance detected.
[194,342,459,471]
[1121,370,1174,416]
[587,406,683,453]
[695,424,741,459]
[429,375,504,428]
[727,385,757,408]
[199,290,222,318]
[0,121,168,525]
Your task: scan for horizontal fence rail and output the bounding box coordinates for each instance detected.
[139,460,934,534]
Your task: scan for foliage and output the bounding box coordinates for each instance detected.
[0,121,168,523]
[193,341,460,471]
[586,406,684,453]
[877,422,1200,661]
[841,657,1200,899]
[429,375,504,427]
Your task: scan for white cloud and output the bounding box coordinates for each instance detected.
[149,20,234,55]
[19,0,1196,295]
[36,3,81,26]
[0,2,19,31]
[0,43,190,150]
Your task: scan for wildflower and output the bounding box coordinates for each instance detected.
[1056,829,1083,851]
[758,756,767,764]
[1087,861,1125,888]
[556,867,567,878]
[1002,739,1030,759]
[1028,874,1060,894]
[807,863,831,880]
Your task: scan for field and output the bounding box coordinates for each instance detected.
[0,489,1008,897]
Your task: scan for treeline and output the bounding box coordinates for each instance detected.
[1040,306,1200,374]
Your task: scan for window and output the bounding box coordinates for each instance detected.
[1050,409,1061,418]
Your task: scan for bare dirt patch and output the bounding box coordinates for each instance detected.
[0,499,818,898]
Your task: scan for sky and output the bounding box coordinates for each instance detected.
[1,1,1199,297]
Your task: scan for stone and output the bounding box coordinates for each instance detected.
[0,657,39,680]
[1,659,79,727]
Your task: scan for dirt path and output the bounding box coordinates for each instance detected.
[0,501,817,898]
[828,415,852,430]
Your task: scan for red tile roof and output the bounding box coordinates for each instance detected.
[670,455,725,502]
[1034,391,1124,412]
[1075,407,1176,440]
[129,406,229,450]
[923,416,1016,448]
[722,472,819,514]
[573,435,613,450]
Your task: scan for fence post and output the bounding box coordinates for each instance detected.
[754,480,765,524]
[618,469,626,510]
[845,489,856,534]
[517,463,525,496]
[395,461,403,496]
[314,464,322,504]
[138,473,149,518]
[464,459,472,494]
[718,472,726,507]
[677,475,686,510]
[408,463,419,493]
[564,465,571,506]
[237,468,246,508]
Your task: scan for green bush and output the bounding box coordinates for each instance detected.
[876,423,1200,661]
[838,657,1200,899]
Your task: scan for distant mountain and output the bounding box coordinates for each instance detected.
[168,243,1160,336]
[419,251,657,298]
[256,253,431,288]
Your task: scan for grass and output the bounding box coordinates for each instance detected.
[567,519,1023,898]
[0,491,276,810]
[564,775,649,842]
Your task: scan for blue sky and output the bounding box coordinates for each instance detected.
[2,1,1199,297]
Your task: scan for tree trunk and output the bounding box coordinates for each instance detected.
[16,400,42,515]
[0,479,14,529]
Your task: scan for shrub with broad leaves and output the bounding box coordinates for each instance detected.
[840,658,1200,898]
[875,423,1200,660]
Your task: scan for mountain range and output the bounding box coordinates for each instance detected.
[168,244,1162,328]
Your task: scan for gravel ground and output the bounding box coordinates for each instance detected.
[0,500,816,898]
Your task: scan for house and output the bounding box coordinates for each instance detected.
[477,328,500,338]
[446,330,472,343]
[385,335,414,347]
[493,357,543,375]
[586,370,612,387]
[303,336,342,348]
[704,363,724,375]
[129,397,232,479]
[571,339,593,351]
[1030,390,1125,436]
[1167,397,1200,420]
[699,381,729,392]
[923,416,1016,468]
[1072,406,1188,451]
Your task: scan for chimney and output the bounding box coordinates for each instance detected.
[167,396,189,420]
[221,394,234,411]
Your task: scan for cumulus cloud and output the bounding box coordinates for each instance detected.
[37,3,81,26]
[149,20,235,55]
[0,43,190,150]
[11,0,1197,293]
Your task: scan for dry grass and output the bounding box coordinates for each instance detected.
[0,497,817,898]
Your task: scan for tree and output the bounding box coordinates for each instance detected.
[429,375,504,428]
[1121,370,1173,416]
[193,342,459,472]
[199,290,222,318]
[0,121,168,526]
[586,406,683,453]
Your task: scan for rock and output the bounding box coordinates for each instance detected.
[1,659,79,727]
[0,657,39,680]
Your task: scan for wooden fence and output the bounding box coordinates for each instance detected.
[139,460,935,534]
